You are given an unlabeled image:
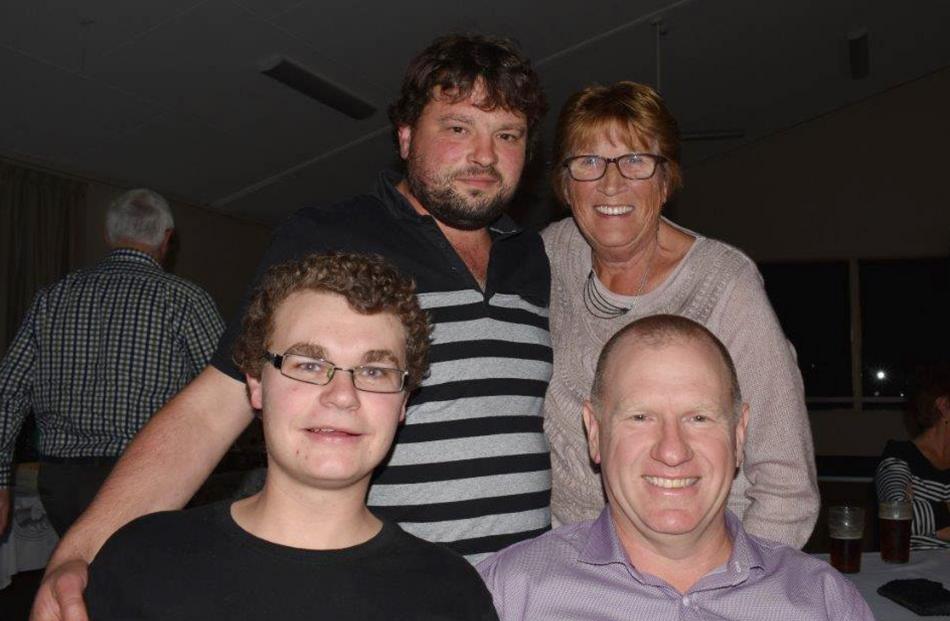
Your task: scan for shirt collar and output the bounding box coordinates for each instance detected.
[106,247,162,269]
[577,508,767,583]
[373,169,522,239]
[720,509,767,580]
[577,507,630,567]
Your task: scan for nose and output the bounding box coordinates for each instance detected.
[319,369,360,411]
[469,132,498,168]
[651,419,693,466]
[597,160,627,195]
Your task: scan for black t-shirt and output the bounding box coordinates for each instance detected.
[86,501,499,620]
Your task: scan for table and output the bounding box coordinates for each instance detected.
[819,550,950,620]
[0,464,59,590]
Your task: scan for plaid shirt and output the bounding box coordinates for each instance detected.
[0,249,224,485]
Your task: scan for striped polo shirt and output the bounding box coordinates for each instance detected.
[212,171,552,562]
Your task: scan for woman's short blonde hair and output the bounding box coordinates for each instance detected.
[552,81,682,206]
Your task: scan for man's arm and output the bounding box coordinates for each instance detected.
[32,366,252,621]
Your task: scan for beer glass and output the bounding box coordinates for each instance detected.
[828,506,864,574]
[879,500,912,563]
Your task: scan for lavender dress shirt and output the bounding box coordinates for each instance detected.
[478,509,874,620]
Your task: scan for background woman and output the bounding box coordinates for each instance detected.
[876,364,950,549]
[542,81,819,547]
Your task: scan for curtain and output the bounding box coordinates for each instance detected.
[0,161,86,354]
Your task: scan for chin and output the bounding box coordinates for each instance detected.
[643,512,702,536]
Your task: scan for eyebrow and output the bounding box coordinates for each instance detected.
[610,401,725,418]
[438,114,526,135]
[496,122,527,134]
[439,113,475,125]
[362,349,402,367]
[282,344,401,367]
[283,343,327,359]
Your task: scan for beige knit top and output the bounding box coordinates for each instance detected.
[541,217,819,548]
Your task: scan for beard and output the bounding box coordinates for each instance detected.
[406,153,516,231]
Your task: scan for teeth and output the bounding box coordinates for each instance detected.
[595,205,634,216]
[644,476,698,489]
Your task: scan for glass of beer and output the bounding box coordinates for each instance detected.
[828,506,864,574]
[879,500,912,563]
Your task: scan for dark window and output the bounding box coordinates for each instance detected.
[860,258,950,399]
[759,261,852,399]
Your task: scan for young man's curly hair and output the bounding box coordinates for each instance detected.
[232,252,431,391]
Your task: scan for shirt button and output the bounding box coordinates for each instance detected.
[682,596,690,606]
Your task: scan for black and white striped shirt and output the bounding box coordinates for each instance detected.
[211,172,553,562]
[0,249,224,485]
[875,439,950,549]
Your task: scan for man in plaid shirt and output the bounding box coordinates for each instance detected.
[0,188,223,536]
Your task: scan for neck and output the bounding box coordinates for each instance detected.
[396,179,491,288]
[916,423,950,468]
[230,471,381,550]
[612,509,734,594]
[592,230,659,295]
[591,220,694,296]
[113,240,163,264]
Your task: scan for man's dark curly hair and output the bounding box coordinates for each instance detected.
[233,253,431,392]
[388,33,547,157]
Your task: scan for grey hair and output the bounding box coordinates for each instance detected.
[105,188,174,248]
[590,314,743,423]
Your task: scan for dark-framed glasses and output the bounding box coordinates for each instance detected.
[265,351,408,394]
[562,153,667,182]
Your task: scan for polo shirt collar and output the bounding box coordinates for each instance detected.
[373,169,521,239]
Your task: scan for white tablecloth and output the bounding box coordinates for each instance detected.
[0,468,59,590]
[819,550,950,620]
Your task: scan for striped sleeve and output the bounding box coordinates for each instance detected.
[876,454,950,548]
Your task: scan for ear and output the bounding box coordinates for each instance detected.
[733,403,750,469]
[936,395,950,418]
[397,125,412,160]
[156,228,173,262]
[582,401,603,465]
[561,175,575,211]
[247,374,264,410]
[398,393,408,424]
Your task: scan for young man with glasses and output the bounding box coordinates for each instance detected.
[85,253,498,620]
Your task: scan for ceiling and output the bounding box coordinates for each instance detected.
[2,0,948,226]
